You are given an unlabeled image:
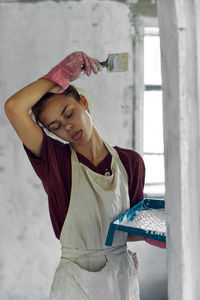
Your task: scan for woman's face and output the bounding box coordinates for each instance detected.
[39,94,93,145]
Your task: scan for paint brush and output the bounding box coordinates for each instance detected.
[99,52,129,72]
[81,52,128,73]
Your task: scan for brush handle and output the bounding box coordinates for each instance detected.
[99,58,108,68]
[81,58,108,71]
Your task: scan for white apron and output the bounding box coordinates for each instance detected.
[49,141,140,300]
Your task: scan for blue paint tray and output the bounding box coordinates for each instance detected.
[105,198,166,246]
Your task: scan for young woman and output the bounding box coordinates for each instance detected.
[4,51,147,299]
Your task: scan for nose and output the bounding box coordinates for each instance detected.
[63,122,74,131]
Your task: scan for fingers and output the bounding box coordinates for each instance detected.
[82,52,102,76]
[93,58,103,72]
[82,52,91,76]
[87,57,99,74]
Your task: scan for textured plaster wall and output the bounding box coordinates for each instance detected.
[0,1,167,300]
[0,2,134,299]
[158,0,200,299]
[0,1,135,147]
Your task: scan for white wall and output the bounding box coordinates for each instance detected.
[158,0,200,299]
[0,1,167,299]
[0,1,135,148]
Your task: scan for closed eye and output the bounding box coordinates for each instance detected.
[48,106,73,131]
[51,124,61,131]
[65,110,73,118]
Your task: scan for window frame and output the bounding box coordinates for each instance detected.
[133,16,165,199]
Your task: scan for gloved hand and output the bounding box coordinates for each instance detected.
[145,238,166,249]
[40,51,101,94]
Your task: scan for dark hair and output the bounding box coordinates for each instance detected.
[31,85,81,128]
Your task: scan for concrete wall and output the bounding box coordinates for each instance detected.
[0,1,167,299]
[158,0,200,299]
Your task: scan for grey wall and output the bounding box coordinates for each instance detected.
[158,0,200,299]
[0,1,167,299]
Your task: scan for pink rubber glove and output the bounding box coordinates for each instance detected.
[145,238,166,249]
[40,51,100,94]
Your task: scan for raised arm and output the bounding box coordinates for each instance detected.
[4,79,56,158]
[4,51,100,158]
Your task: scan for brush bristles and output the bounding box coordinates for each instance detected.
[107,53,128,72]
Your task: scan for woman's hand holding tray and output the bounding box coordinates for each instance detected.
[105,198,166,247]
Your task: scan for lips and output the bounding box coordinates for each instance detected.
[71,130,82,141]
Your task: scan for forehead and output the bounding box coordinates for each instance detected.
[46,94,78,107]
[40,95,79,123]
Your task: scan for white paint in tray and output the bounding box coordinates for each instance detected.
[117,209,166,236]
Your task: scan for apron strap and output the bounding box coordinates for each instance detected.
[61,244,127,260]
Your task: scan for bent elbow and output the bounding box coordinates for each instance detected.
[4,98,14,115]
[4,97,21,119]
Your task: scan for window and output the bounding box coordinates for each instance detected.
[143,27,165,197]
